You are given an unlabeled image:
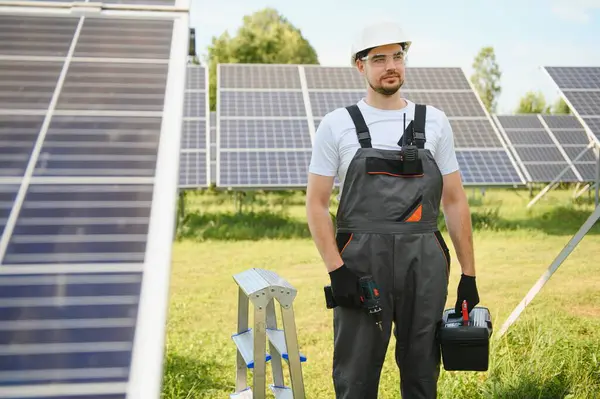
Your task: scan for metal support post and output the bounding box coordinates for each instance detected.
[497,205,600,338]
[595,145,599,207]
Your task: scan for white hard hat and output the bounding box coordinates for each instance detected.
[350,20,412,66]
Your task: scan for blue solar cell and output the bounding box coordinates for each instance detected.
[3,184,152,265]
[0,277,141,299]
[219,151,311,187]
[0,60,64,110]
[219,91,306,117]
[0,351,132,372]
[545,67,600,90]
[526,164,580,182]
[0,15,78,57]
[0,116,42,177]
[582,117,600,141]
[179,152,207,188]
[35,112,161,172]
[0,185,19,237]
[456,150,523,184]
[57,62,168,112]
[184,91,206,118]
[0,303,137,321]
[186,65,206,91]
[74,19,173,59]
[219,119,312,149]
[0,326,135,344]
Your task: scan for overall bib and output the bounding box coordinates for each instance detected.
[332,103,451,399]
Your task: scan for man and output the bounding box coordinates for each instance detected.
[305,20,480,399]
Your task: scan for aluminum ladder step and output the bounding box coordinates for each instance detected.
[231,329,271,368]
[230,385,294,399]
[270,385,294,399]
[266,328,307,362]
[229,384,294,399]
[230,387,253,398]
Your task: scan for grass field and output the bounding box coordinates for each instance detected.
[162,186,600,399]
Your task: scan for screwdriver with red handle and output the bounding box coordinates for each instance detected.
[462,299,469,326]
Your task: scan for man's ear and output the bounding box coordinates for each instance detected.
[355,60,365,74]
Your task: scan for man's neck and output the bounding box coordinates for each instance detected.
[364,92,407,110]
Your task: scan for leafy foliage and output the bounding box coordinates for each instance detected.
[204,8,319,110]
[470,46,502,113]
[516,90,549,114]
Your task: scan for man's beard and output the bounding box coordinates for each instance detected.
[368,74,403,96]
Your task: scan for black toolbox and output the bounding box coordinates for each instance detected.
[438,306,493,371]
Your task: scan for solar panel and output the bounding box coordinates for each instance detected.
[0,3,188,399]
[544,67,600,144]
[217,64,312,188]
[540,114,598,181]
[494,114,593,183]
[179,64,209,189]
[210,111,217,184]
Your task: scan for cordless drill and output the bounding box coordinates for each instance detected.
[324,275,384,331]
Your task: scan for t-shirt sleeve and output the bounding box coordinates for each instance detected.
[308,116,339,177]
[435,112,460,175]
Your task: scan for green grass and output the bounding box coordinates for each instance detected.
[163,187,600,398]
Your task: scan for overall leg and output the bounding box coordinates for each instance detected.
[332,233,395,399]
[394,233,449,399]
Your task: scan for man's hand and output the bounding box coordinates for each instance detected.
[454,274,480,314]
[329,264,362,308]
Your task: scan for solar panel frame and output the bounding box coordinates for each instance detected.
[179,64,210,189]
[0,5,189,399]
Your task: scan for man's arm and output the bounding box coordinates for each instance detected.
[306,173,344,273]
[305,115,343,273]
[434,111,476,277]
[441,171,476,277]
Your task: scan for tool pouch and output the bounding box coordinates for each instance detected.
[365,153,423,177]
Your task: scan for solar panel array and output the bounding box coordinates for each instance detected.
[544,67,600,145]
[0,1,188,398]
[216,63,526,188]
[179,64,209,189]
[493,114,597,183]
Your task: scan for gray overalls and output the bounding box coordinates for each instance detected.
[332,103,451,399]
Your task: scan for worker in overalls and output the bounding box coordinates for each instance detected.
[306,20,481,398]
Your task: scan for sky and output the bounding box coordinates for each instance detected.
[189,0,600,114]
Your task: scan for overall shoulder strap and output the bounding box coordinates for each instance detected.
[345,104,372,148]
[412,104,427,149]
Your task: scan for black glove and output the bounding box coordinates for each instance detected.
[455,274,480,315]
[329,264,362,308]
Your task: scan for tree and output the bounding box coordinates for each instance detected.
[516,91,548,114]
[551,98,570,114]
[470,47,502,113]
[204,8,320,111]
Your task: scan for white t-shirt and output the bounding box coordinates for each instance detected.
[308,98,459,198]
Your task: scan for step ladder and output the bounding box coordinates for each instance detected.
[230,268,306,399]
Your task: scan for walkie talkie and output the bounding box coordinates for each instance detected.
[399,113,423,176]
